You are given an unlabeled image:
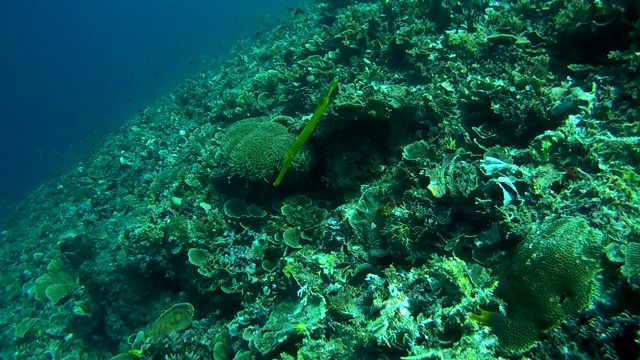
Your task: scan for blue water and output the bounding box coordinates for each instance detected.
[0,0,302,218]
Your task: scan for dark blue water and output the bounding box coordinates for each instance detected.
[0,0,302,218]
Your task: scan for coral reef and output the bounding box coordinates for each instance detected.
[1,0,640,359]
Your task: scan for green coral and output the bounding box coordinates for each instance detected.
[146,302,194,344]
[15,318,40,339]
[222,199,267,218]
[271,195,329,248]
[251,294,327,355]
[163,216,189,241]
[492,217,602,354]
[622,242,640,290]
[221,116,308,181]
[34,259,76,305]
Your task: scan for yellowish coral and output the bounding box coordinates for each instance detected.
[147,303,195,343]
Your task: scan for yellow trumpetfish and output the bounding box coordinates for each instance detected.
[273,79,339,186]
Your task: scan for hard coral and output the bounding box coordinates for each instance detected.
[622,242,640,291]
[222,116,309,181]
[493,216,603,354]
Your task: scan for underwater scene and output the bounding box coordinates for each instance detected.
[2,0,640,359]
